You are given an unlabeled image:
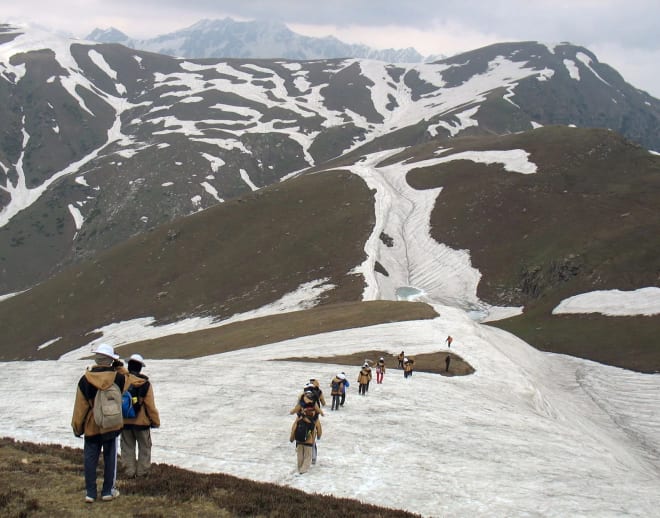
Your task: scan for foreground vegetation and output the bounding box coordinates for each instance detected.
[0,437,420,518]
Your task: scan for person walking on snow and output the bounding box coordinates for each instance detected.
[403,357,415,378]
[339,373,349,407]
[376,357,386,384]
[290,385,324,417]
[357,363,372,395]
[290,406,322,474]
[397,351,405,369]
[120,353,160,479]
[71,344,126,504]
[446,335,453,348]
[330,374,345,410]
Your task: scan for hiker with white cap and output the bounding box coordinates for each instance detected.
[120,353,160,478]
[71,343,126,503]
[357,363,372,395]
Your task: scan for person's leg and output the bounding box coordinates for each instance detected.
[340,392,346,406]
[296,444,305,472]
[312,442,317,465]
[101,436,117,498]
[300,445,313,473]
[136,429,153,477]
[120,429,137,477]
[83,439,101,500]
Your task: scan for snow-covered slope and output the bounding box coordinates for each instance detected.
[1,305,659,517]
[86,18,428,62]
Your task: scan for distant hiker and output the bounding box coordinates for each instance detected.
[403,357,415,378]
[290,385,324,417]
[330,374,346,410]
[446,336,453,348]
[445,354,451,372]
[363,362,373,392]
[397,351,405,369]
[290,406,322,474]
[71,343,126,503]
[376,357,386,384]
[120,353,160,479]
[357,363,372,395]
[308,379,327,408]
[339,372,349,406]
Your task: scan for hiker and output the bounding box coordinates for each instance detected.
[446,335,453,348]
[397,351,405,369]
[376,357,386,384]
[290,385,324,416]
[120,353,160,478]
[330,374,345,410]
[290,406,322,474]
[357,363,372,395]
[445,354,451,372]
[339,372,349,407]
[71,343,126,503]
[308,378,327,408]
[403,357,415,378]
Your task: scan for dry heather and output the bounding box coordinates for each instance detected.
[0,437,420,518]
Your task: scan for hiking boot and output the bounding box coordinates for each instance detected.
[85,496,95,504]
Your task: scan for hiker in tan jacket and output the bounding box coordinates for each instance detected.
[289,406,322,474]
[71,344,126,504]
[120,353,160,478]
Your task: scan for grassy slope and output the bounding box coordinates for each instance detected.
[0,437,419,517]
[405,126,660,372]
[0,170,376,359]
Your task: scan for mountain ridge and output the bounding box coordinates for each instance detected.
[0,23,658,373]
[84,17,430,62]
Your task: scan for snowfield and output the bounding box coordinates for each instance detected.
[1,306,660,517]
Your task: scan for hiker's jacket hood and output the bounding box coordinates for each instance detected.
[71,365,125,439]
[122,372,161,429]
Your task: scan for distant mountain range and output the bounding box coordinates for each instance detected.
[85,18,434,62]
[0,22,659,373]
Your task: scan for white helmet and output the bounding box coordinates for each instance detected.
[94,343,119,360]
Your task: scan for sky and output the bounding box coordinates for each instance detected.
[2,0,660,98]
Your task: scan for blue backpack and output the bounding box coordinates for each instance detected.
[121,383,148,418]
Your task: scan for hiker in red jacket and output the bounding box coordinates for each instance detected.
[376,357,386,384]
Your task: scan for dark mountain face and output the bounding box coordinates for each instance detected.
[0,24,658,370]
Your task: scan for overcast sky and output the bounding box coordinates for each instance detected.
[3,0,660,98]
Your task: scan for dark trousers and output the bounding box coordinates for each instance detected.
[359,383,367,395]
[332,394,341,410]
[84,435,117,499]
[340,392,346,406]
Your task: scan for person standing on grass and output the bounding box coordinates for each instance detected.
[376,357,386,384]
[71,344,125,504]
[290,405,322,474]
[120,353,160,478]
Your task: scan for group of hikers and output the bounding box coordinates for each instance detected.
[288,347,432,474]
[70,336,457,497]
[71,344,160,504]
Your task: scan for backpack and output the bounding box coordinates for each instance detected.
[331,380,340,392]
[294,416,315,443]
[92,382,123,430]
[122,382,149,419]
